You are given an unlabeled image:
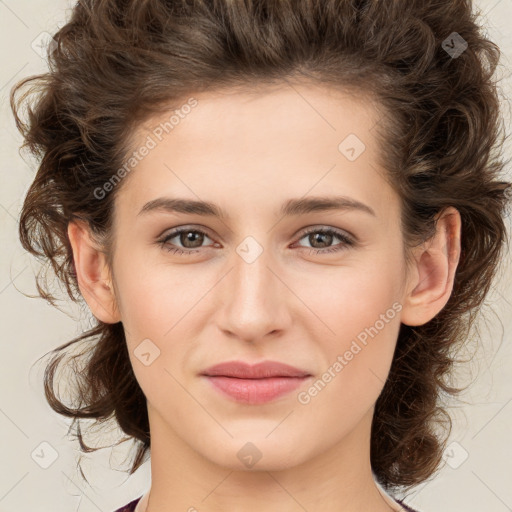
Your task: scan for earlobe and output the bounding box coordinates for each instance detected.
[400,207,461,326]
[67,220,121,324]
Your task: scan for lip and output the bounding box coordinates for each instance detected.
[201,360,311,379]
[200,360,312,405]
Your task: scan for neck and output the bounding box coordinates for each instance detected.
[138,404,401,512]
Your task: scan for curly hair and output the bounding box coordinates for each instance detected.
[10,0,511,494]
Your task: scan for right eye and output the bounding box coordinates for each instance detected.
[157,227,216,255]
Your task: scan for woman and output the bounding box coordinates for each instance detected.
[10,0,510,511]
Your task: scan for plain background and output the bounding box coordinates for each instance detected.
[0,1,511,511]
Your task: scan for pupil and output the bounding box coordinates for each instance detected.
[182,231,203,248]
[311,232,332,248]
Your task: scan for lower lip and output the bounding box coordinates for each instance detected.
[203,375,311,404]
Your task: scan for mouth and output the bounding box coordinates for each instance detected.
[202,375,312,404]
[200,360,312,404]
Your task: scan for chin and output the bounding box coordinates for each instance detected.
[200,435,311,472]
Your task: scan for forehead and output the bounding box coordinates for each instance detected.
[114,82,397,223]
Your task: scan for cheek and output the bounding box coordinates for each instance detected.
[294,249,403,399]
[111,254,204,383]
[112,250,189,337]
[296,249,403,341]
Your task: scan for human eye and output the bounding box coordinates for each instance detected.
[156,224,355,257]
[156,226,217,256]
[293,226,355,255]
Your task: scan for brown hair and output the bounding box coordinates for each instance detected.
[10,0,511,494]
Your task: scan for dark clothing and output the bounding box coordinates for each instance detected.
[113,497,141,512]
[395,498,421,512]
[113,495,421,511]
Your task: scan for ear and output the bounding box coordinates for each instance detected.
[67,219,121,324]
[400,206,462,326]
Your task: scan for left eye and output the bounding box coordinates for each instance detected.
[157,226,354,255]
[294,227,354,253]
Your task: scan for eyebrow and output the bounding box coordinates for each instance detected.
[137,195,376,219]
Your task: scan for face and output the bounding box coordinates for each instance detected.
[107,82,412,471]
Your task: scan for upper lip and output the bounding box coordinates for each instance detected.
[201,361,312,379]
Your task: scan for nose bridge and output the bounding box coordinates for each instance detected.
[218,236,286,339]
[231,236,275,309]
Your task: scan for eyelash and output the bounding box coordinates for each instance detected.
[157,226,355,256]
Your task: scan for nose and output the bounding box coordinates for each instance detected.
[214,241,293,343]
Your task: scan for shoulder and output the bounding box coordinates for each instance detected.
[112,496,143,512]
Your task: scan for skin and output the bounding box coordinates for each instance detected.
[68,82,461,512]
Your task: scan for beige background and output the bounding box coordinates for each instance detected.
[0,0,511,511]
